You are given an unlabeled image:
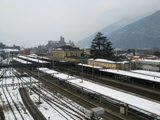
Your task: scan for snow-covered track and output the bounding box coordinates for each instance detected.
[28,70,122,120]
[1,72,17,120]
[5,86,24,120]
[17,71,89,120]
[19,87,47,120]
[32,87,82,120]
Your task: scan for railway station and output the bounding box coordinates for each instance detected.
[1,54,160,120]
[38,67,160,119]
[77,63,160,90]
[12,55,51,68]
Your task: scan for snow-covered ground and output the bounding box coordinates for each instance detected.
[0,68,88,120]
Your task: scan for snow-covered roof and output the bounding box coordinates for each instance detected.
[37,67,160,117]
[88,58,129,64]
[133,56,140,58]
[78,63,103,69]
[88,58,115,63]
[27,54,51,60]
[13,57,32,64]
[18,56,49,64]
[1,49,19,52]
[38,68,58,74]
[38,68,75,80]
[27,54,38,58]
[130,70,160,78]
[116,61,130,64]
[56,48,63,50]
[100,69,160,83]
[68,79,160,116]
[137,59,160,63]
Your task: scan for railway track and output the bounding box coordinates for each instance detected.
[55,67,158,120]
[19,87,47,120]
[57,67,160,101]
[16,67,157,120]
[16,70,89,120]
[32,87,86,120]
[1,68,24,120]
[25,68,124,120]
[13,71,47,120]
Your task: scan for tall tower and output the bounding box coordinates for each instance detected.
[59,36,66,46]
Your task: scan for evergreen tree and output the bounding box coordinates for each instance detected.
[90,32,114,59]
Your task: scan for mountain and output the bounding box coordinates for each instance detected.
[107,10,160,49]
[76,11,159,49]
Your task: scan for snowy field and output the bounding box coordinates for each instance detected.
[0,68,88,120]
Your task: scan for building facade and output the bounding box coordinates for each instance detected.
[88,59,130,70]
[53,45,82,62]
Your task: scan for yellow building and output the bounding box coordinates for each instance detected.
[53,45,85,62]
[88,58,131,70]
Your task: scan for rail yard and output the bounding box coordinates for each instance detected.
[0,54,160,120]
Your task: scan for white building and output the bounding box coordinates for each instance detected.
[136,59,160,72]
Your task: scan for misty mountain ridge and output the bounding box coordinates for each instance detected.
[76,11,160,48]
[108,10,160,49]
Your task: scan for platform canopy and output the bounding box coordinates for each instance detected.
[37,67,160,117]
[38,67,75,80]
[13,57,32,64]
[100,69,160,83]
[68,79,160,117]
[130,70,160,78]
[18,56,49,64]
[78,63,103,69]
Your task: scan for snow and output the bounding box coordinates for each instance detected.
[137,59,160,63]
[13,57,32,64]
[1,49,19,52]
[38,67,160,117]
[100,69,160,83]
[78,63,103,69]
[68,79,160,116]
[116,61,130,64]
[38,68,58,74]
[0,78,33,120]
[130,70,160,78]
[27,54,51,60]
[0,68,88,120]
[18,56,49,64]
[88,58,129,64]
[88,58,116,63]
[38,68,75,80]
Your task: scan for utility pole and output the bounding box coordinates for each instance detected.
[81,60,83,83]
[12,53,15,90]
[52,47,54,70]
[92,58,95,82]
[38,70,41,103]
[37,58,41,103]
[42,48,44,67]
[30,75,32,95]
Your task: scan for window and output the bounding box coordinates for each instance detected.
[70,53,73,56]
[66,53,68,56]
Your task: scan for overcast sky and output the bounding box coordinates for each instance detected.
[0,0,159,48]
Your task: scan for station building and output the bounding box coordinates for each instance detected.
[53,45,87,63]
[88,59,130,70]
